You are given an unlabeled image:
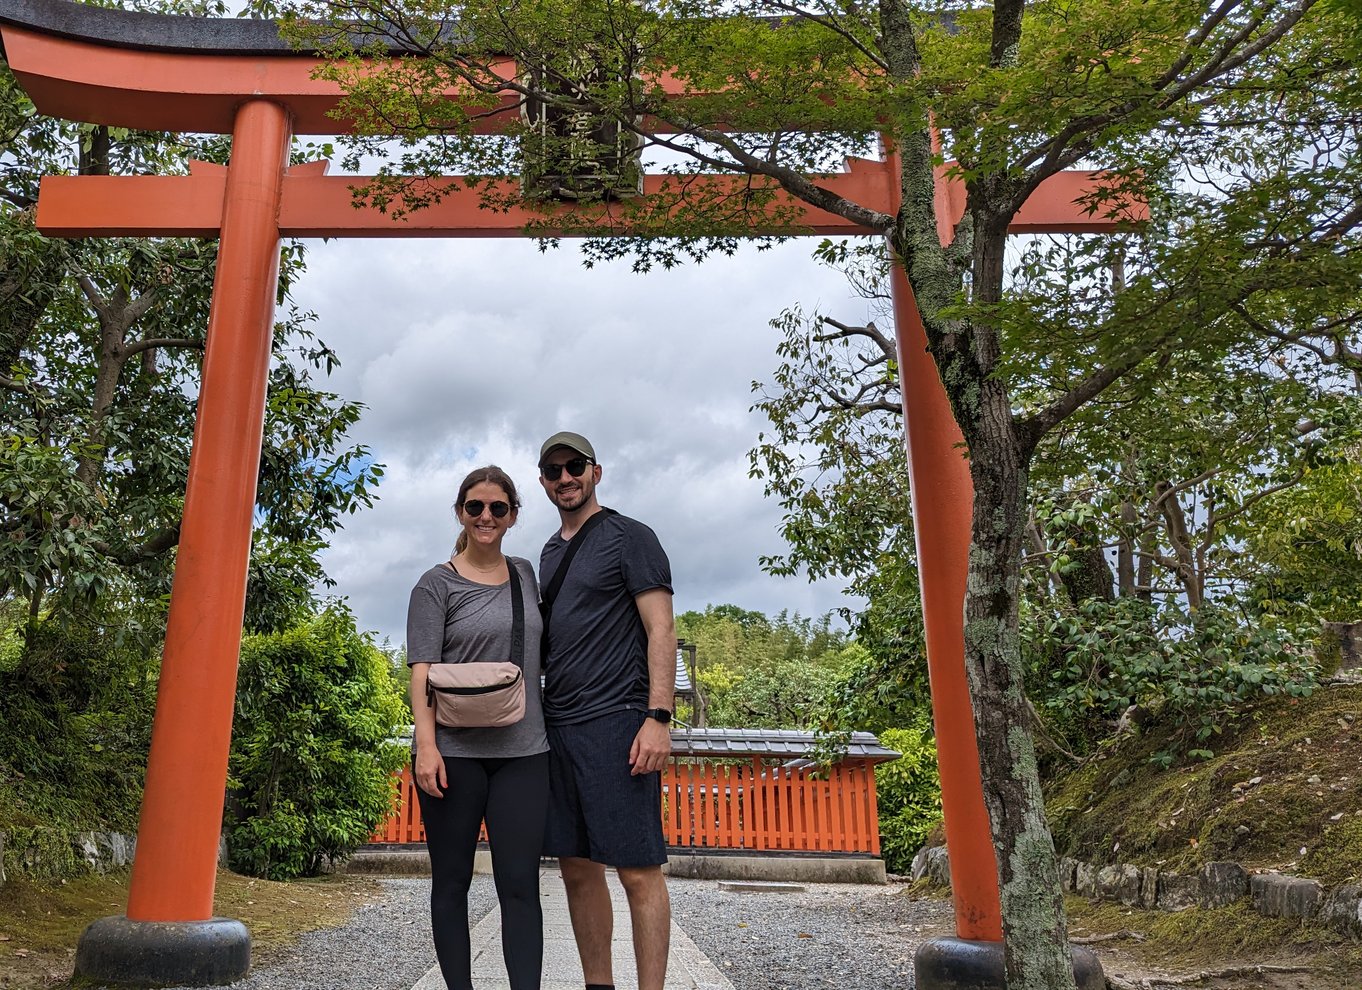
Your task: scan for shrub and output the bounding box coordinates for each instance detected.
[874,721,942,875]
[1024,597,1318,764]
[0,608,157,840]
[227,605,408,880]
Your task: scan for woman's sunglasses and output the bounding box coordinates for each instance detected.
[540,457,593,482]
[461,499,511,519]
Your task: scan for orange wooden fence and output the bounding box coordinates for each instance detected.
[372,766,429,844]
[371,755,883,855]
[662,756,881,855]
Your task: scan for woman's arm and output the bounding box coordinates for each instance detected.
[410,663,446,797]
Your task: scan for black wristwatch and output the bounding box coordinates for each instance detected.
[644,707,673,724]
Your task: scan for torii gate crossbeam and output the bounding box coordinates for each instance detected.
[0,2,1139,986]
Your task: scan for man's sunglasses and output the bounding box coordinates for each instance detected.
[461,499,511,518]
[540,457,593,482]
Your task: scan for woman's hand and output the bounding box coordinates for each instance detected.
[409,663,446,797]
[414,745,447,798]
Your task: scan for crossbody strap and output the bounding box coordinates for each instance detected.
[541,508,616,608]
[506,557,525,669]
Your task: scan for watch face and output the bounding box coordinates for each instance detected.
[648,708,672,723]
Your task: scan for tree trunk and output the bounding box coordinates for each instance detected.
[1117,498,1137,597]
[960,213,1076,990]
[1061,542,1115,604]
[1155,480,1203,609]
[964,398,1077,990]
[75,316,129,490]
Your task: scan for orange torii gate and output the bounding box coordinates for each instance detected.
[1,2,1136,986]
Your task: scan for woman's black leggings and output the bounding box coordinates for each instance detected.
[414,751,550,990]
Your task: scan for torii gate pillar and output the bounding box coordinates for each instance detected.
[75,97,292,986]
[0,2,1135,986]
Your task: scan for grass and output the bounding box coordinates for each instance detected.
[0,869,381,989]
[1065,895,1362,989]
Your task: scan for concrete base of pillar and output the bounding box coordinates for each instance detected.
[914,936,1104,990]
[75,915,250,986]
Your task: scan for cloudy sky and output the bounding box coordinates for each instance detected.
[289,237,879,646]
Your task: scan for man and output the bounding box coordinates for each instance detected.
[537,431,676,990]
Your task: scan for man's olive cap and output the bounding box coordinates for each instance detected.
[538,431,596,465]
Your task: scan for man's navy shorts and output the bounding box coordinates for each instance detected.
[544,709,667,868]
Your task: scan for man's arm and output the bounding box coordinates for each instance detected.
[629,587,676,775]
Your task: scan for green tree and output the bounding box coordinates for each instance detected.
[0,32,381,642]
[677,604,851,727]
[228,606,408,880]
[1236,439,1362,623]
[0,1,383,862]
[275,2,1361,983]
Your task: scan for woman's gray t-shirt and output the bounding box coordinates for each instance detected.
[406,555,548,759]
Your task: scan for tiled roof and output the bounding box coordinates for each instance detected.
[667,727,899,763]
[392,725,899,762]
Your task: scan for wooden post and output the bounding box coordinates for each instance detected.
[889,266,1005,942]
[75,98,291,988]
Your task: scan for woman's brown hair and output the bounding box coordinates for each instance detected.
[453,465,521,553]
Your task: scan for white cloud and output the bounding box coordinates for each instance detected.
[294,238,879,645]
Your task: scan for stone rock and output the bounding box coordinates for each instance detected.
[75,833,102,871]
[1200,861,1248,908]
[925,846,952,888]
[1251,873,1323,920]
[107,832,135,867]
[1074,861,1099,899]
[1319,882,1362,936]
[1156,871,1201,911]
[1057,856,1080,893]
[1139,866,1160,909]
[72,832,137,873]
[1096,863,1142,905]
[1321,620,1362,674]
[910,846,932,882]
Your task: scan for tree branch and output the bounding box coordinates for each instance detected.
[816,316,896,356]
[645,119,896,233]
[123,337,204,358]
[74,272,110,323]
[1015,1,1317,185]
[1020,327,1179,448]
[91,525,182,565]
[760,0,888,72]
[123,285,160,327]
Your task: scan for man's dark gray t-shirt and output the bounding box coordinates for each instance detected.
[539,509,672,725]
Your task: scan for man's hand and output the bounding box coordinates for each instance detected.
[629,717,672,775]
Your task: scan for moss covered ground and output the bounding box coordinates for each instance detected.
[1066,896,1362,990]
[1046,683,1362,883]
[0,870,379,989]
[1037,683,1362,987]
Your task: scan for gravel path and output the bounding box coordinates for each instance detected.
[153,874,953,990]
[159,878,496,990]
[669,877,954,990]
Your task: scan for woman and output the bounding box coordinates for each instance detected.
[407,465,548,990]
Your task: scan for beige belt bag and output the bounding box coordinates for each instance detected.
[424,559,527,729]
[425,661,525,728]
